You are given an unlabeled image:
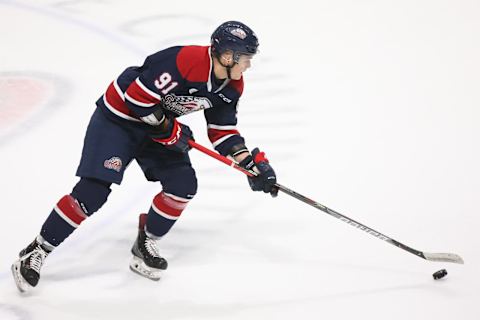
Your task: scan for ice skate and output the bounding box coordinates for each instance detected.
[11,237,51,292]
[130,214,168,281]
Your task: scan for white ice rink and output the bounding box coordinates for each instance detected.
[1,0,479,319]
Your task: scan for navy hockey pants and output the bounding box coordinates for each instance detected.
[76,107,198,199]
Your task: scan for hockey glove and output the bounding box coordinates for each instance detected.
[239,148,277,194]
[150,118,193,153]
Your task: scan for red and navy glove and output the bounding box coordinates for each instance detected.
[150,118,193,153]
[239,148,277,194]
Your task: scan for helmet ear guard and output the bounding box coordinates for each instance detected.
[220,51,234,65]
[217,50,248,67]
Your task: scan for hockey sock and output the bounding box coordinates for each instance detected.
[40,195,89,247]
[39,178,111,247]
[145,192,190,237]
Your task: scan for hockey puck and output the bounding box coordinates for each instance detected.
[432,269,447,280]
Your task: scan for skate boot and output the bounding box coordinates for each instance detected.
[11,236,52,292]
[130,214,168,281]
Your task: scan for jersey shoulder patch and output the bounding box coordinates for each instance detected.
[176,46,210,83]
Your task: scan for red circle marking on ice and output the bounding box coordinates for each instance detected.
[0,76,54,133]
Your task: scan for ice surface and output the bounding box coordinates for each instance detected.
[1,0,479,319]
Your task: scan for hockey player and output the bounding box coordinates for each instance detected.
[11,21,277,292]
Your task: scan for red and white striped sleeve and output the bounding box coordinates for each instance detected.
[207,124,241,148]
[124,77,162,114]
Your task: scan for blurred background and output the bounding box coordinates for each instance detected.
[1,0,479,319]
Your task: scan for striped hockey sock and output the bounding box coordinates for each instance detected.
[40,195,88,247]
[145,192,190,237]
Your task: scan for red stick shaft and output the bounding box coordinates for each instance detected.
[188,140,256,177]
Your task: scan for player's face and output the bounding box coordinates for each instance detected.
[230,54,253,80]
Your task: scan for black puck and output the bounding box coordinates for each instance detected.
[433,269,448,280]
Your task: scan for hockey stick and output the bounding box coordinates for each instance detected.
[189,140,464,264]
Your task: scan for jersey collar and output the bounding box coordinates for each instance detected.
[207,46,230,93]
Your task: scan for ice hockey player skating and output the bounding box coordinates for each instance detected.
[11,21,277,292]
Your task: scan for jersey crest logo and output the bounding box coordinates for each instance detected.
[104,157,123,172]
[163,94,213,115]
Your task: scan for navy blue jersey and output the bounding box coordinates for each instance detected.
[96,45,245,156]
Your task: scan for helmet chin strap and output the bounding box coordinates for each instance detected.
[220,57,236,80]
[226,66,232,80]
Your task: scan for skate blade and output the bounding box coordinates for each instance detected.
[129,256,162,281]
[11,260,33,293]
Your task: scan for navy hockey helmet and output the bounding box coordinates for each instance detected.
[211,21,259,63]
